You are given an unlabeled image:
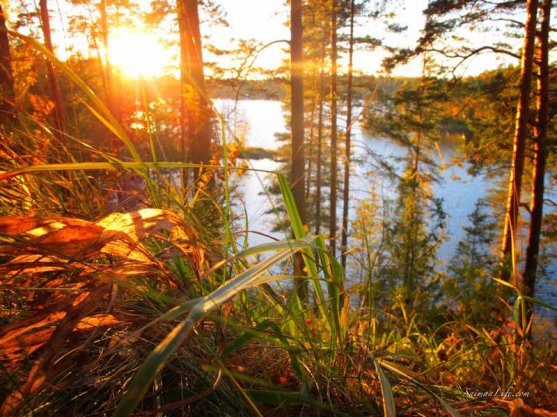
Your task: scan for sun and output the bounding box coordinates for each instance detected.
[109,28,170,77]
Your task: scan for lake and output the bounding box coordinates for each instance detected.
[214,98,556,337]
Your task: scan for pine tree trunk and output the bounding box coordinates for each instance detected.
[315,40,325,236]
[500,0,538,282]
[306,96,316,201]
[290,0,308,302]
[329,0,338,257]
[0,4,16,127]
[341,0,355,270]
[39,0,66,142]
[177,0,211,187]
[522,0,551,334]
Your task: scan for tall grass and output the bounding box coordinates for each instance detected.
[0,30,556,417]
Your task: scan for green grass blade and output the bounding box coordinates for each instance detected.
[378,360,462,417]
[522,295,557,311]
[277,174,328,314]
[313,235,344,343]
[514,295,523,333]
[277,173,305,240]
[223,320,276,356]
[112,308,203,417]
[112,238,313,417]
[373,359,397,417]
[199,239,314,310]
[0,161,279,181]
[492,277,521,293]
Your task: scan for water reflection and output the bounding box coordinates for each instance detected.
[214,98,555,335]
[215,99,284,150]
[235,158,285,247]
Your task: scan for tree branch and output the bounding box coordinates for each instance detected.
[429,45,520,61]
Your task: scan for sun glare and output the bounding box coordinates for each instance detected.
[109,28,169,77]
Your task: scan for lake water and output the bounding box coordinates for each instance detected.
[214,99,556,337]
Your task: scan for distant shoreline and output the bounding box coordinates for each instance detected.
[239,146,279,160]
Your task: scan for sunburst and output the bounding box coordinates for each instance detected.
[109,28,170,77]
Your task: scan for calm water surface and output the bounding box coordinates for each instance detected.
[214,99,556,336]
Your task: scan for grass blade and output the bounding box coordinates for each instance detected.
[112,237,315,417]
[373,359,397,417]
[378,360,462,417]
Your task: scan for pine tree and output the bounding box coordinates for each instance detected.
[177,0,212,187]
[340,0,355,270]
[500,0,539,281]
[445,199,498,324]
[329,0,339,257]
[39,0,66,142]
[522,0,552,334]
[290,0,308,301]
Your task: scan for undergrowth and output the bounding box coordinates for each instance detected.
[0,32,555,417]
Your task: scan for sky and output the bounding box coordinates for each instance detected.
[209,0,429,76]
[203,0,521,77]
[6,0,525,78]
[203,0,291,74]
